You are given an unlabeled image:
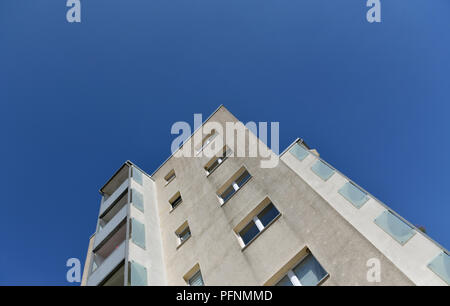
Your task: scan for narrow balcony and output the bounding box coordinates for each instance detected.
[88,223,127,286]
[99,163,130,216]
[94,202,128,250]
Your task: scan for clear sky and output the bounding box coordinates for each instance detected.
[0,0,449,285]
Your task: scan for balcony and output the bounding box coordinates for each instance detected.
[88,223,127,286]
[99,179,129,217]
[94,203,128,250]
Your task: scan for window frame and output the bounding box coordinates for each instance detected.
[175,221,191,248]
[195,129,218,155]
[234,199,281,250]
[164,169,176,185]
[204,146,232,176]
[169,192,183,211]
[274,253,329,286]
[217,167,252,205]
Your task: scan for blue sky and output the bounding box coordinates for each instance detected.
[0,0,449,285]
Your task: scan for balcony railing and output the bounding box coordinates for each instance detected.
[94,204,128,250]
[87,240,126,286]
[99,179,129,217]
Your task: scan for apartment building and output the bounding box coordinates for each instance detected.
[81,105,449,286]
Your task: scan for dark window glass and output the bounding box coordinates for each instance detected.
[235,171,251,188]
[178,227,191,242]
[239,221,260,245]
[276,275,293,286]
[257,203,279,227]
[220,185,236,203]
[171,196,182,208]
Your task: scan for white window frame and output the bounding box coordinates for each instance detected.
[218,169,251,205]
[196,130,218,155]
[175,222,191,247]
[275,253,328,286]
[205,147,232,175]
[237,204,280,248]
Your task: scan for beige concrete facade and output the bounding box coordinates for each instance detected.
[82,105,448,286]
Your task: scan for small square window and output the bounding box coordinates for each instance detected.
[175,221,191,246]
[188,270,204,286]
[164,170,176,184]
[169,192,183,210]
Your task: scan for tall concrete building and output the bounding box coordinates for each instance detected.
[81,106,449,286]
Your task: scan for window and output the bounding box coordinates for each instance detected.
[175,221,191,246]
[196,130,218,155]
[237,202,280,247]
[188,271,204,286]
[217,167,252,204]
[183,264,205,286]
[164,169,176,184]
[276,253,328,286]
[204,146,232,175]
[169,192,183,210]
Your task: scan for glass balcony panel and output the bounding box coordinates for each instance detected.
[131,218,146,249]
[338,182,369,208]
[289,143,309,161]
[132,167,143,185]
[374,210,416,245]
[130,261,148,286]
[131,189,144,212]
[311,160,335,181]
[427,252,450,285]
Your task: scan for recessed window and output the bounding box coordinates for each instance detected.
[188,270,204,286]
[217,167,252,204]
[164,170,176,184]
[276,253,328,286]
[175,221,191,247]
[204,146,232,175]
[169,192,183,210]
[236,201,280,247]
[183,264,205,286]
[196,129,218,155]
